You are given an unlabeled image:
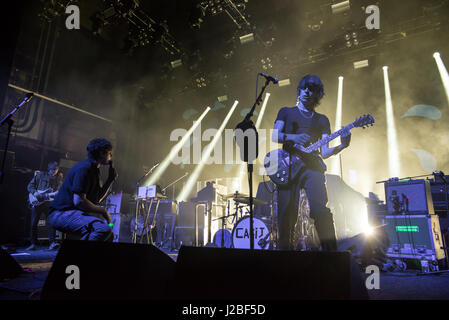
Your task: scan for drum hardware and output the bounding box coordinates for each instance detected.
[233,196,268,206]
[212,200,234,248]
[193,201,208,247]
[219,191,249,200]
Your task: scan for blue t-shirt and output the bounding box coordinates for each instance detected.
[49,159,101,213]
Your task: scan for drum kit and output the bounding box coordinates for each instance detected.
[212,191,277,250]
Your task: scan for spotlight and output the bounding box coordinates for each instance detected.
[364,225,375,236]
[331,1,351,14]
[331,76,344,175]
[177,101,239,202]
[353,60,369,69]
[278,79,291,87]
[433,51,449,106]
[239,33,254,44]
[144,106,211,187]
[170,59,182,69]
[383,65,401,177]
[218,95,228,102]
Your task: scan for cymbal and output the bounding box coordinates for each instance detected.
[213,213,237,221]
[233,197,268,206]
[219,192,249,199]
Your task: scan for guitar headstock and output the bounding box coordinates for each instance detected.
[353,114,375,129]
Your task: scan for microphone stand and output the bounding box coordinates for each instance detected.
[234,77,272,250]
[132,163,159,243]
[161,172,189,196]
[0,93,33,184]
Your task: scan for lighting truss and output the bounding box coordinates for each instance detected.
[92,0,183,56]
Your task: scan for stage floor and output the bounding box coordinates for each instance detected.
[2,245,449,300]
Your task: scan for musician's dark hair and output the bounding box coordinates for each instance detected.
[297,74,325,102]
[87,138,112,161]
[47,161,59,170]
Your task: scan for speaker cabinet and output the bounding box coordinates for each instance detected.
[0,246,23,280]
[41,240,175,299]
[174,246,368,300]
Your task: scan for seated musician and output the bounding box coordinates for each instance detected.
[26,161,63,250]
[48,138,118,241]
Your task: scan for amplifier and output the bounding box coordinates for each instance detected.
[384,179,435,215]
[382,215,445,261]
[177,201,205,227]
[104,193,131,214]
[37,218,63,241]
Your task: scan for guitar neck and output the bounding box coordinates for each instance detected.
[302,123,355,153]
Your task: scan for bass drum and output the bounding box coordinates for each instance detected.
[213,229,232,248]
[232,216,270,250]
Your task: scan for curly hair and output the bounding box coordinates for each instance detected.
[87,138,113,160]
[296,74,325,101]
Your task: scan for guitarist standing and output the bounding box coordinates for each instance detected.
[26,161,63,250]
[272,74,351,251]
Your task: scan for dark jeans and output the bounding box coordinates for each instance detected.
[277,168,337,251]
[48,209,113,242]
[30,204,56,244]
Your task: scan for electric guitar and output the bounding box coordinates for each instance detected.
[264,114,375,185]
[28,188,58,207]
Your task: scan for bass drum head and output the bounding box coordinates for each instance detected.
[213,229,232,248]
[232,216,270,250]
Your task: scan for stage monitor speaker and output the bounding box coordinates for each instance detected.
[41,240,175,299]
[385,179,435,215]
[0,247,23,280]
[174,246,368,300]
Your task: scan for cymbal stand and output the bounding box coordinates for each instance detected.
[194,201,208,247]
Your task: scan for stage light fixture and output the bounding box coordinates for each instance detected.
[331,1,351,14]
[239,33,254,44]
[433,52,449,106]
[177,101,239,201]
[144,106,211,187]
[218,95,228,102]
[170,59,182,69]
[278,79,291,87]
[383,66,401,178]
[353,60,369,69]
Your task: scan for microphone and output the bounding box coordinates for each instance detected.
[25,92,34,101]
[149,162,160,173]
[109,160,113,167]
[259,73,278,84]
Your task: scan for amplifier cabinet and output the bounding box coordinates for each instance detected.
[382,215,445,261]
[385,180,435,215]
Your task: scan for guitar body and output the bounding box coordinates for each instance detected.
[264,149,306,186]
[265,114,375,186]
[28,188,58,207]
